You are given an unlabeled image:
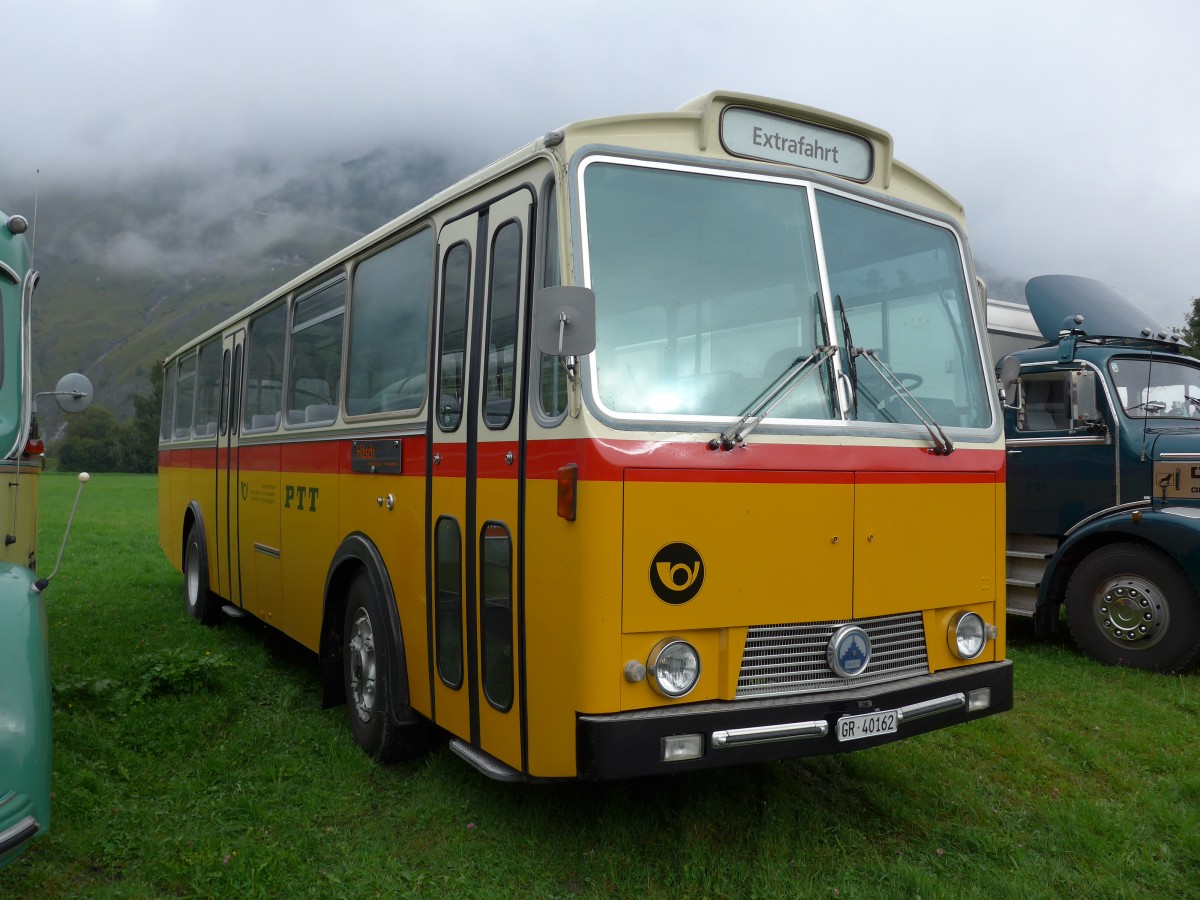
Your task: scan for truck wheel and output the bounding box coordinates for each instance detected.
[1065,543,1200,672]
[183,523,220,626]
[342,572,428,762]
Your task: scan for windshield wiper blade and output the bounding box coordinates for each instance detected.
[835,296,858,416]
[855,348,955,455]
[709,345,835,451]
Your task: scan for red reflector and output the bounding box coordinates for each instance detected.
[557,463,578,521]
[24,438,45,456]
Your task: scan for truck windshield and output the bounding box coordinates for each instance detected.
[581,160,990,429]
[1110,357,1200,419]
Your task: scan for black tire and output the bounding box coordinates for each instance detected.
[183,523,220,626]
[342,572,428,762]
[1065,543,1200,672]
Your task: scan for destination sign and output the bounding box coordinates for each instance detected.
[721,106,873,181]
[351,439,402,474]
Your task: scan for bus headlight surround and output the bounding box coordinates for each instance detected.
[949,611,987,660]
[647,638,701,698]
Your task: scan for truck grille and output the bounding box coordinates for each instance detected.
[736,612,929,699]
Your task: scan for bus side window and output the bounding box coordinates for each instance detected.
[287,277,346,427]
[194,339,222,439]
[345,227,435,417]
[173,351,197,440]
[160,361,177,442]
[243,302,287,432]
[536,181,567,420]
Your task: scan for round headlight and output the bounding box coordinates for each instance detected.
[949,611,987,660]
[647,638,701,698]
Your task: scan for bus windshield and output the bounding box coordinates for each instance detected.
[581,160,990,429]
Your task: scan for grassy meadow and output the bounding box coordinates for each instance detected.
[1,472,1198,898]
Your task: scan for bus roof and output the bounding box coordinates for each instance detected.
[167,91,968,361]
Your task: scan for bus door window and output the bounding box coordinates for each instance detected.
[438,243,472,431]
[535,180,566,420]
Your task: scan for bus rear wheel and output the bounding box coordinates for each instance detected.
[1065,543,1200,673]
[342,572,426,762]
[183,523,219,626]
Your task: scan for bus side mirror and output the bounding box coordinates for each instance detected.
[999,356,1021,409]
[534,286,596,357]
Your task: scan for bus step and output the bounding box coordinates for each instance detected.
[221,603,248,619]
[449,738,523,782]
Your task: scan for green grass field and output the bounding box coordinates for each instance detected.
[2,473,1198,898]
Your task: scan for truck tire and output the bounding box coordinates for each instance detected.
[1065,543,1200,673]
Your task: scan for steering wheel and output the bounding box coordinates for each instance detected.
[893,371,924,390]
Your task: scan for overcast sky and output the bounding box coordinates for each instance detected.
[6,0,1199,323]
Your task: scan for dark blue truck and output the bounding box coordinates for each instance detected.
[988,274,1200,672]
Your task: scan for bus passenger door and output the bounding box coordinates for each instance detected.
[215,330,244,607]
[428,187,533,774]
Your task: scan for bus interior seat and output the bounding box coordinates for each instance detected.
[305,404,338,423]
[252,412,281,430]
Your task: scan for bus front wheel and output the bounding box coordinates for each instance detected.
[1065,543,1200,673]
[342,572,425,762]
[183,523,219,626]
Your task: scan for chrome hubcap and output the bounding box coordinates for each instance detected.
[1094,574,1168,649]
[348,609,376,722]
[185,541,200,609]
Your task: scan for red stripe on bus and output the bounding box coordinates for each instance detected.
[159,436,1004,484]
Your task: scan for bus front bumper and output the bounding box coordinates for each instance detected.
[576,660,1012,780]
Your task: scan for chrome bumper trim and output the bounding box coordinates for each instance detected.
[897,692,966,723]
[712,720,829,748]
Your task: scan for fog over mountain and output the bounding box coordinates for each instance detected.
[10,143,480,422]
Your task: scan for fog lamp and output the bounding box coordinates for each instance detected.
[949,611,987,660]
[647,638,701,698]
[661,734,703,762]
[968,687,992,712]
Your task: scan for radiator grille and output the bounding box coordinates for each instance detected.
[736,612,929,699]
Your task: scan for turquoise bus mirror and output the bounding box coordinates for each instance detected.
[52,373,94,414]
[999,356,1021,409]
[534,286,596,357]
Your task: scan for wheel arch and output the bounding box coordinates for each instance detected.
[1040,511,1200,620]
[320,533,412,720]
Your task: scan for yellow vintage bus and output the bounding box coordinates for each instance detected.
[158,91,1011,780]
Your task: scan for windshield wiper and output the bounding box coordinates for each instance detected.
[855,348,955,455]
[709,345,835,451]
[835,296,858,416]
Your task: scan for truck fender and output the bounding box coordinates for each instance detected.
[1038,504,1200,631]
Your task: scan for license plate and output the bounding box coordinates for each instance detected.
[835,709,899,742]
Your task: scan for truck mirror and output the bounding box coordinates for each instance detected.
[535,286,596,357]
[51,373,94,414]
[1070,368,1100,424]
[999,356,1021,409]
